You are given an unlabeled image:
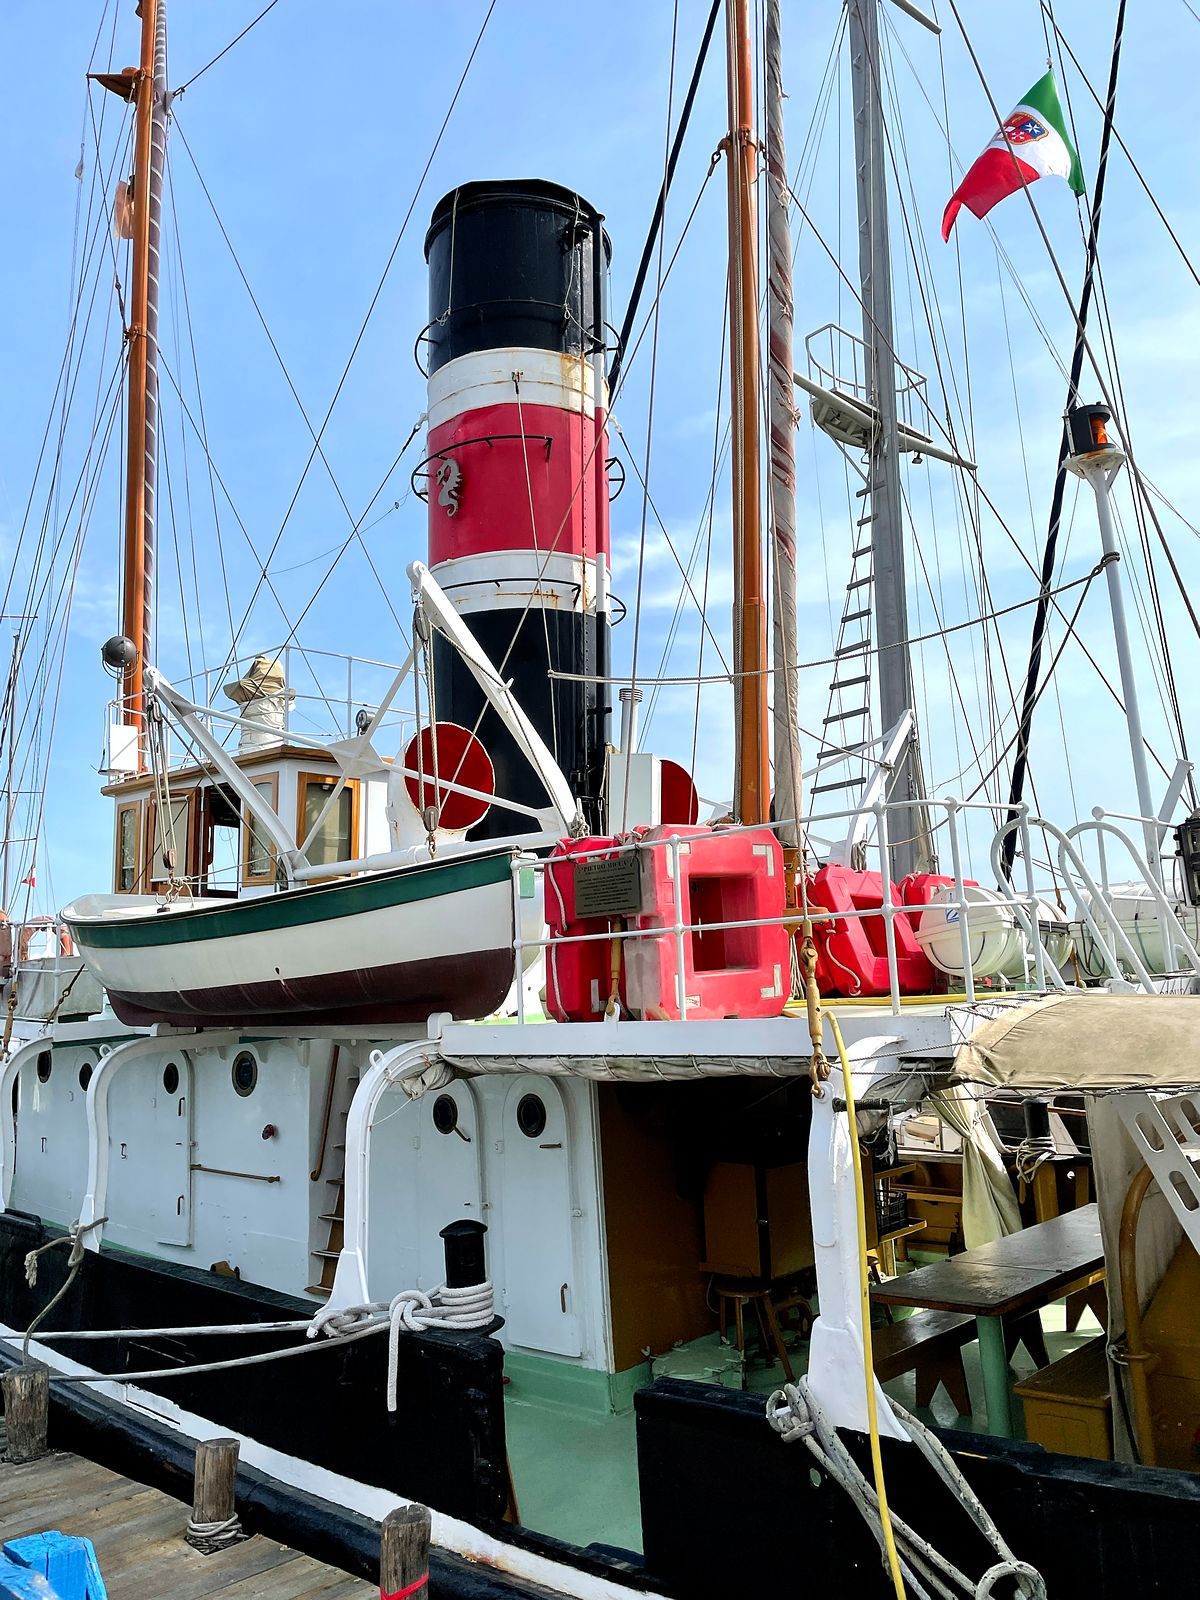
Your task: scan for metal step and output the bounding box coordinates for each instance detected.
[310,1248,342,1262]
[305,1283,333,1299]
[318,1213,343,1224]
[823,707,868,725]
[813,778,861,794]
[841,607,871,624]
[847,576,872,590]
[829,673,870,691]
[852,544,873,559]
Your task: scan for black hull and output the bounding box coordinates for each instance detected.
[4,1213,1198,1598]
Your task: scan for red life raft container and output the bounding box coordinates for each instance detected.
[624,825,790,1021]
[545,836,630,1022]
[806,865,934,998]
[896,872,978,908]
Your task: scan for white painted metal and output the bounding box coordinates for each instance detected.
[426,345,597,430]
[409,560,583,836]
[1071,455,1160,878]
[498,1075,581,1357]
[805,1052,905,1438]
[429,551,605,617]
[417,1081,483,1289]
[1117,1091,1200,1256]
[822,710,915,867]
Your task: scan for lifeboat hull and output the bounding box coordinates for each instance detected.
[62,846,518,1028]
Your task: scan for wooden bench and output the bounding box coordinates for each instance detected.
[872,1308,974,1415]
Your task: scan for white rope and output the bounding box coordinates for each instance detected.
[185,1513,245,1555]
[309,1281,495,1413]
[766,1378,1046,1600]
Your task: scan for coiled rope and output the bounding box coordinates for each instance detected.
[309,1282,495,1412]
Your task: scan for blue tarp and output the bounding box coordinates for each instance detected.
[1,1534,106,1600]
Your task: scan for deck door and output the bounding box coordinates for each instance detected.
[416,1082,483,1290]
[148,1051,192,1247]
[498,1076,580,1356]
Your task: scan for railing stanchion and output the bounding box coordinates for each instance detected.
[512,860,527,1025]
[669,835,688,1020]
[874,802,902,1015]
[945,798,975,1003]
[1019,806,1049,992]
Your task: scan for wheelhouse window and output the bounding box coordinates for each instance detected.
[243,774,280,886]
[146,793,193,888]
[297,773,357,868]
[115,802,141,893]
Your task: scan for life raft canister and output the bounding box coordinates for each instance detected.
[624,824,790,1021]
[544,836,631,1022]
[805,864,934,998]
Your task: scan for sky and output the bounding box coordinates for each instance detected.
[1,0,1198,912]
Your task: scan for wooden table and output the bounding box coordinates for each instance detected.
[870,1203,1105,1438]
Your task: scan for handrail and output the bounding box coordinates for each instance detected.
[992,813,1155,991]
[1066,816,1200,977]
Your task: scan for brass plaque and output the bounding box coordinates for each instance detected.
[573,854,642,919]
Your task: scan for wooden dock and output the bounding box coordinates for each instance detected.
[1,1447,376,1598]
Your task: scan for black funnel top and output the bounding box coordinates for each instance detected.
[423,179,611,375]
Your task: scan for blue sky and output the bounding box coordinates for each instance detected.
[2,0,1198,910]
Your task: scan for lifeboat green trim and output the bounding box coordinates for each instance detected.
[68,847,517,951]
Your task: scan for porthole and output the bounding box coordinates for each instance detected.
[35,1051,52,1084]
[163,1062,179,1095]
[78,1062,93,1092]
[432,1094,459,1135]
[516,1092,547,1140]
[231,1051,258,1098]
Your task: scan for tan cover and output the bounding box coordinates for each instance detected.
[952,993,1200,1092]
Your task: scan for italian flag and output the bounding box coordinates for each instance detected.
[942,71,1084,242]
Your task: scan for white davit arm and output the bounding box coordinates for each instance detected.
[144,666,303,879]
[407,561,585,838]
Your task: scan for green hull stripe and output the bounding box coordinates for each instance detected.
[70,848,515,951]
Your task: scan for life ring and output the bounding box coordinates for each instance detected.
[17,917,74,963]
[0,910,11,983]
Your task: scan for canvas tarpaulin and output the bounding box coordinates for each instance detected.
[951,994,1200,1093]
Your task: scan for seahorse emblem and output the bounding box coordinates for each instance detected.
[435,456,462,517]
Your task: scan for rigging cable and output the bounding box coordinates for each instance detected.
[172,0,282,98]
[621,0,680,829]
[218,0,498,661]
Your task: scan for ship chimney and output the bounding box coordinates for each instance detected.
[421,180,612,835]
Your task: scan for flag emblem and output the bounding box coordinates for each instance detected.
[1001,114,1048,145]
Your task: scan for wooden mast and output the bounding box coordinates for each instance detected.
[119,0,167,768]
[725,0,769,825]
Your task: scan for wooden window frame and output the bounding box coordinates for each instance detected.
[114,800,142,894]
[144,790,196,890]
[242,772,281,887]
[295,771,360,871]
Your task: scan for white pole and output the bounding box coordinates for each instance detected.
[1082,461,1160,880]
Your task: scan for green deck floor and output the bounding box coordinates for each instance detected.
[502,1300,1106,1555]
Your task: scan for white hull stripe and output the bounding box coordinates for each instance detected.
[0,1324,666,1600]
[427,346,607,430]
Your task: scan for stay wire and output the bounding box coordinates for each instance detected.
[220,0,497,661]
[173,0,283,97]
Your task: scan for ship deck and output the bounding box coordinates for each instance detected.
[0,1445,374,1598]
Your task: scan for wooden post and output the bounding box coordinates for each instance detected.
[187,1436,240,1550]
[380,1503,431,1598]
[2,1364,49,1463]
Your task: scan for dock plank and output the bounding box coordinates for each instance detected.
[0,1447,376,1597]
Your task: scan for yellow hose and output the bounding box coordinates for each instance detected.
[828,1009,906,1600]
